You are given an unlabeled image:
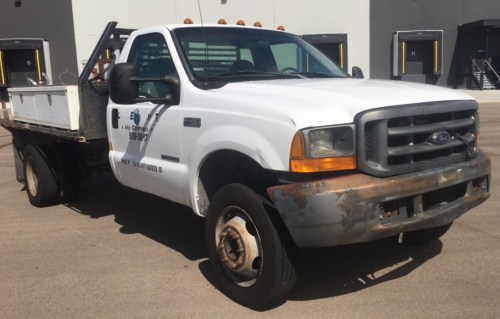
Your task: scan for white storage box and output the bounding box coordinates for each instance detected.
[9,86,80,130]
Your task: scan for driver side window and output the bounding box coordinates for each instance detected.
[127,33,176,98]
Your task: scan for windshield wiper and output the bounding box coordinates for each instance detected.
[207,70,306,80]
[294,72,340,78]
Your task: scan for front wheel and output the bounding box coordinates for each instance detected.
[205,184,297,309]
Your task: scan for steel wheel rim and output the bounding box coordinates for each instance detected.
[26,156,38,196]
[215,206,263,287]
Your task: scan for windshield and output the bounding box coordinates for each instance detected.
[173,27,349,82]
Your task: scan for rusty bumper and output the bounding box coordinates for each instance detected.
[267,152,491,248]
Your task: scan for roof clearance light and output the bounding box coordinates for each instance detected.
[254,22,262,27]
[184,18,193,24]
[236,20,246,26]
[277,26,285,31]
[218,19,227,25]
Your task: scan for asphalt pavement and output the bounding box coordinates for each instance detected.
[1,92,499,318]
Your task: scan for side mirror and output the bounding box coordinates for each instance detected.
[352,66,364,79]
[109,63,181,105]
[109,63,139,104]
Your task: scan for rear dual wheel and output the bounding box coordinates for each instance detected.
[24,145,58,207]
[205,184,297,309]
[23,144,80,207]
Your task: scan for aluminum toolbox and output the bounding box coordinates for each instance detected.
[8,85,80,130]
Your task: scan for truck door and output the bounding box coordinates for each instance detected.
[108,33,184,204]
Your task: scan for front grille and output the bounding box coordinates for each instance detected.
[364,130,370,161]
[385,109,476,165]
[356,101,479,177]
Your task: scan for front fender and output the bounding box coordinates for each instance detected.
[183,124,293,216]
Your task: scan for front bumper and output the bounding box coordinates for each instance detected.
[267,151,491,248]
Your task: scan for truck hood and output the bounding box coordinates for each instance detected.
[216,78,475,127]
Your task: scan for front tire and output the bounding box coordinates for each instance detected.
[23,145,58,207]
[205,184,297,309]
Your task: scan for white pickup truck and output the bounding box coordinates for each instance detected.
[0,22,491,309]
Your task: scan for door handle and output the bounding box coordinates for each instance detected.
[112,108,120,129]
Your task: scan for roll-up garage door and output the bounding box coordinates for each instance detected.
[393,31,443,77]
[301,33,348,72]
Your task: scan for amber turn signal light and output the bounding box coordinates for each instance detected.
[291,157,357,173]
[290,131,305,159]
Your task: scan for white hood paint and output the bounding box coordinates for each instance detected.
[216,78,475,127]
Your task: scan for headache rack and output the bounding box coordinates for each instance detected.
[356,100,479,177]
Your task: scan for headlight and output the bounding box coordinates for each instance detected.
[307,126,355,158]
[290,124,356,173]
[310,129,334,156]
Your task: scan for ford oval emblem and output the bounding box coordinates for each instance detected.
[431,131,451,145]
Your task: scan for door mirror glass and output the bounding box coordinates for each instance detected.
[109,62,181,105]
[109,63,139,104]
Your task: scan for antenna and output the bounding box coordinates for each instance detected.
[197,0,209,87]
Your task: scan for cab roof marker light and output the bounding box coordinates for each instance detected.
[254,22,262,27]
[184,18,194,24]
[237,20,246,26]
[277,26,285,31]
[218,19,227,25]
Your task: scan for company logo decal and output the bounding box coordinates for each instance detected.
[132,108,141,125]
[431,131,451,145]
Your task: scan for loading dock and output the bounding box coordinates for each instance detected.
[458,19,500,90]
[301,33,348,72]
[393,31,443,84]
[0,39,52,87]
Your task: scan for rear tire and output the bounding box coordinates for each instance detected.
[205,184,297,309]
[403,223,453,244]
[23,145,58,207]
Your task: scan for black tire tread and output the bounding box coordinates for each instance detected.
[23,145,58,207]
[205,184,297,309]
